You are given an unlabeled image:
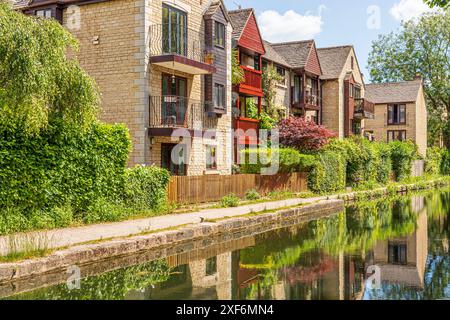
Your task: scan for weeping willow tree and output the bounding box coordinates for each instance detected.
[0,3,99,134]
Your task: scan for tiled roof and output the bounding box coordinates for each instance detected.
[270,40,314,69]
[365,79,423,104]
[228,8,253,41]
[262,41,290,67]
[317,46,353,80]
[204,0,232,25]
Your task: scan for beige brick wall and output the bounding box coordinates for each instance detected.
[321,79,341,136]
[321,48,366,138]
[415,86,428,156]
[63,0,148,166]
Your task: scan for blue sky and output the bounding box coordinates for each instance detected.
[223,0,435,83]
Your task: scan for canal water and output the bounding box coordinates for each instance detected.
[3,189,450,300]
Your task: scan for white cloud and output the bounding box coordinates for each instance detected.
[390,0,435,21]
[258,7,325,43]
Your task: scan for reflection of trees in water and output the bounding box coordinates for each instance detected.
[6,259,174,300]
[238,196,420,299]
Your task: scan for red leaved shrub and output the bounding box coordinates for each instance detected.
[278,117,336,153]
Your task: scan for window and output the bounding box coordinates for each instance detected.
[352,120,361,135]
[276,66,286,85]
[254,54,261,71]
[349,84,354,97]
[354,86,361,99]
[387,130,406,142]
[388,242,407,265]
[214,21,225,48]
[387,104,406,125]
[36,9,52,19]
[206,145,217,170]
[162,5,187,56]
[205,257,217,275]
[214,83,225,108]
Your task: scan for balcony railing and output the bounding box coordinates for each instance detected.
[149,24,214,66]
[354,98,375,119]
[305,93,320,107]
[149,96,218,131]
[241,67,262,91]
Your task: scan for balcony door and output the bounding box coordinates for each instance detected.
[161,143,186,176]
[162,5,187,56]
[162,74,187,126]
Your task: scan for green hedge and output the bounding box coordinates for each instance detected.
[325,137,392,186]
[124,165,171,212]
[426,147,444,176]
[0,121,131,233]
[240,147,314,174]
[389,141,418,181]
[308,151,346,193]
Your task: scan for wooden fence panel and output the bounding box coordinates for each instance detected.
[167,172,307,204]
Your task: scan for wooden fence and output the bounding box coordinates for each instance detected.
[167,172,307,204]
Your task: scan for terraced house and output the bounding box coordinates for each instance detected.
[364,77,428,156]
[317,46,375,138]
[263,40,323,124]
[15,0,234,176]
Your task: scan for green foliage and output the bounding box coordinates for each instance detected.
[262,64,285,127]
[0,121,131,234]
[245,189,261,201]
[240,148,315,174]
[308,151,346,193]
[426,147,444,175]
[245,98,259,119]
[231,49,244,85]
[220,194,240,208]
[424,0,449,9]
[124,165,171,212]
[0,4,99,134]
[389,140,418,181]
[372,142,392,184]
[440,149,450,175]
[368,10,450,145]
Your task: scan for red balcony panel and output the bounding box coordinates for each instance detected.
[234,117,259,145]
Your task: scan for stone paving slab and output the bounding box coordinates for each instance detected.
[0,195,328,256]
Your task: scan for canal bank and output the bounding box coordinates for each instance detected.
[0,177,449,285]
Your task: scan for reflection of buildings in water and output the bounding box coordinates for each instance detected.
[370,203,428,289]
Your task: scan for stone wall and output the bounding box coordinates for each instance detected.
[63,0,148,166]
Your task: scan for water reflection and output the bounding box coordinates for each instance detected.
[4,190,450,300]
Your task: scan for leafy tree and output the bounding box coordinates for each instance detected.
[368,11,450,145]
[0,3,99,134]
[278,117,336,153]
[262,64,285,122]
[424,0,449,8]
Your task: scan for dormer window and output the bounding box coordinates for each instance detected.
[36,9,52,19]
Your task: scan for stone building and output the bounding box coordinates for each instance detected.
[317,45,374,138]
[263,40,323,124]
[15,0,234,175]
[364,77,428,156]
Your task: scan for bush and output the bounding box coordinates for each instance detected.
[426,147,444,176]
[124,165,171,212]
[240,147,315,174]
[308,151,346,193]
[279,117,336,153]
[371,142,392,184]
[220,194,240,208]
[389,141,417,181]
[441,149,450,175]
[245,189,261,201]
[0,121,131,233]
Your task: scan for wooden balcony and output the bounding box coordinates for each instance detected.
[354,98,375,119]
[236,66,263,97]
[234,117,259,145]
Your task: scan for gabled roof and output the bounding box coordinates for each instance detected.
[317,45,353,80]
[263,41,290,68]
[365,79,423,104]
[204,0,232,25]
[228,8,253,41]
[270,40,314,70]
